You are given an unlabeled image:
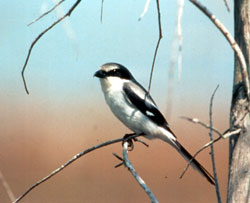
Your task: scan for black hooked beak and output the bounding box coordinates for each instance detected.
[94,70,106,78]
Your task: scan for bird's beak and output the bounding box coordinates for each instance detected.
[94,70,106,78]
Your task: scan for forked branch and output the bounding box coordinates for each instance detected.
[22,0,81,94]
[179,127,241,179]
[28,0,66,26]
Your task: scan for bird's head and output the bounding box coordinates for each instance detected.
[94,63,135,90]
[94,63,134,80]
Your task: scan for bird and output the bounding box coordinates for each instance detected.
[94,62,215,185]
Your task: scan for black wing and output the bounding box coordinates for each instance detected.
[123,82,170,129]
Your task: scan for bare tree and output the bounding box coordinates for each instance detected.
[227,0,250,202]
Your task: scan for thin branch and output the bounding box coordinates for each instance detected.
[180,136,222,179]
[189,0,250,100]
[28,0,66,26]
[100,0,104,23]
[180,130,241,179]
[208,85,222,203]
[147,0,162,93]
[21,0,81,94]
[223,0,230,12]
[223,128,242,139]
[122,141,159,203]
[138,0,151,21]
[13,134,141,203]
[0,170,16,202]
[180,116,223,138]
[113,153,124,162]
[181,116,242,138]
[180,119,242,179]
[112,153,125,168]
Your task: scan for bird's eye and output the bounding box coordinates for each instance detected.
[112,69,120,76]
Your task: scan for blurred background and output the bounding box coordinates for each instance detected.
[1,0,233,202]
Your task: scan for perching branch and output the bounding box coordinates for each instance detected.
[21,0,81,94]
[208,85,221,203]
[147,0,162,93]
[189,0,250,100]
[13,134,141,203]
[122,141,159,203]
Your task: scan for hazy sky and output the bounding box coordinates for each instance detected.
[1,1,234,202]
[1,0,234,110]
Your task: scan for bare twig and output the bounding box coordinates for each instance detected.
[223,128,242,139]
[180,136,222,179]
[122,141,159,203]
[208,85,222,203]
[22,0,81,94]
[181,116,242,138]
[147,0,162,93]
[113,153,124,162]
[112,153,124,168]
[223,0,230,12]
[180,116,223,138]
[180,129,241,179]
[0,170,16,202]
[180,119,241,179]
[189,0,250,100]
[28,0,65,26]
[138,0,151,21]
[13,134,141,203]
[100,0,104,23]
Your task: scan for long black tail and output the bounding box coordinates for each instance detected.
[174,140,215,185]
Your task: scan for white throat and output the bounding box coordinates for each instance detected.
[99,77,127,93]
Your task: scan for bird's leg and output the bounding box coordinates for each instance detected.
[123,133,136,151]
[123,133,149,150]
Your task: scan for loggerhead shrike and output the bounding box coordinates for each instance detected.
[94,62,215,185]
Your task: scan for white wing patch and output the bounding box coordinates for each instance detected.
[146,110,154,117]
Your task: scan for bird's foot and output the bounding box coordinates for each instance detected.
[122,133,149,150]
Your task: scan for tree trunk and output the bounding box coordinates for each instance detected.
[227,0,250,202]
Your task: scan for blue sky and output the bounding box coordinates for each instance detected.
[1,0,234,114]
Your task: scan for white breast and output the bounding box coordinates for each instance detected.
[99,77,166,139]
